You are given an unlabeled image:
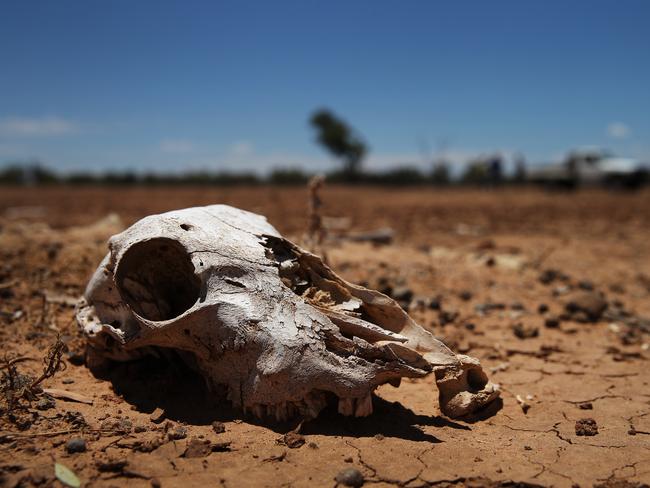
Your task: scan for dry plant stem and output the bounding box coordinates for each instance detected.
[306,175,327,257]
[29,336,66,390]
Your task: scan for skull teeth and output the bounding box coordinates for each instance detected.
[337,397,355,416]
[354,394,373,417]
[338,393,373,417]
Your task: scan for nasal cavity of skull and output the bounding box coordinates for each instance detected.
[115,238,201,321]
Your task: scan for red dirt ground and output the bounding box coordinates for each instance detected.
[1,186,649,488]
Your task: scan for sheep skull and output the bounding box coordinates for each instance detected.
[76,205,499,420]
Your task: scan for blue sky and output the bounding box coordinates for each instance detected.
[1,1,648,174]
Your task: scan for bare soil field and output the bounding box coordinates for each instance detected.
[1,186,649,488]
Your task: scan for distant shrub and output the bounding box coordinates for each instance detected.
[268,168,311,185]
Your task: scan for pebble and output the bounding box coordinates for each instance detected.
[428,297,441,310]
[149,407,166,424]
[168,426,188,440]
[578,280,594,291]
[566,292,608,322]
[438,309,459,325]
[513,322,539,339]
[391,286,413,302]
[211,421,226,434]
[335,468,364,487]
[544,316,560,328]
[459,290,473,301]
[65,437,87,454]
[35,397,55,410]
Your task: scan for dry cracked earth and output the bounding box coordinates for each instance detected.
[0,186,649,488]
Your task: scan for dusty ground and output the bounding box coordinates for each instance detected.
[1,186,649,488]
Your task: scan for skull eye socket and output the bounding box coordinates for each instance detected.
[115,237,201,321]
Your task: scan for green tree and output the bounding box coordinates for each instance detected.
[309,109,367,177]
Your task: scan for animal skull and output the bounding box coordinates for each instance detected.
[76,205,499,420]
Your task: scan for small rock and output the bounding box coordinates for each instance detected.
[475,302,505,315]
[65,437,87,454]
[35,396,55,410]
[575,418,598,436]
[428,297,441,310]
[335,467,364,487]
[539,269,559,285]
[181,438,231,458]
[537,303,549,314]
[151,478,162,488]
[578,402,593,410]
[438,309,459,326]
[409,296,429,311]
[61,378,74,384]
[168,426,188,441]
[183,438,212,458]
[282,431,305,449]
[101,418,132,434]
[544,316,560,328]
[510,302,525,311]
[211,421,226,434]
[344,456,353,463]
[96,458,128,473]
[63,411,87,429]
[577,280,594,291]
[566,292,608,322]
[149,407,166,424]
[553,285,571,297]
[391,286,413,303]
[459,290,473,301]
[513,322,539,339]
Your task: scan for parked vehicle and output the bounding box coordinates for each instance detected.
[527,148,647,189]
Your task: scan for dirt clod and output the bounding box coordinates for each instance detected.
[513,322,539,339]
[566,292,608,322]
[168,426,188,441]
[35,397,55,410]
[575,417,599,436]
[149,407,166,424]
[211,421,225,434]
[544,316,560,328]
